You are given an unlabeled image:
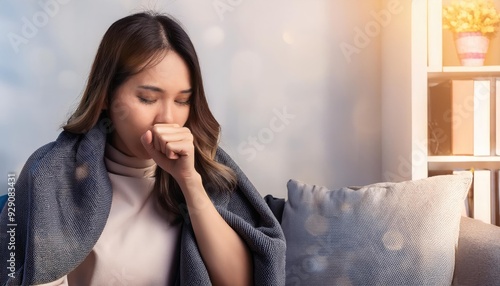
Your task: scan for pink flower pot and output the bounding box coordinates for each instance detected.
[455,32,490,66]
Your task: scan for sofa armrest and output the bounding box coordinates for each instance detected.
[453,216,500,286]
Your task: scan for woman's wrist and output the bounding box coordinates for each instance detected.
[177,172,203,194]
[178,173,214,214]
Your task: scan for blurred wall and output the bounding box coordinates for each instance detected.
[0,0,389,198]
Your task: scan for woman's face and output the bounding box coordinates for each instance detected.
[108,51,192,159]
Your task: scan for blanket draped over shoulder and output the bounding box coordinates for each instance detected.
[0,121,286,285]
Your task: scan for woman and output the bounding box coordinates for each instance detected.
[0,12,286,285]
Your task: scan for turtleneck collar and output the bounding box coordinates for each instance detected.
[104,143,157,178]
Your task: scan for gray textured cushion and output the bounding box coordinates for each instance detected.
[453,216,500,286]
[282,173,472,285]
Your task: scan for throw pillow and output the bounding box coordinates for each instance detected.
[282,173,472,286]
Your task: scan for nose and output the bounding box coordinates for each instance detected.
[156,102,174,124]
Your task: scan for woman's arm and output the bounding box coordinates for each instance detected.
[179,174,253,286]
[141,125,253,286]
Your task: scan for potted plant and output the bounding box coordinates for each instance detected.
[443,0,500,66]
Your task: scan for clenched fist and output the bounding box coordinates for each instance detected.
[140,124,198,184]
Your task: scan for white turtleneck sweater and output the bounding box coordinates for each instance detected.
[38,143,181,286]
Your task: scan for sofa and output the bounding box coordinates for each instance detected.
[265,173,500,286]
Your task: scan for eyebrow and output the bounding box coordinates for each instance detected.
[137,85,192,94]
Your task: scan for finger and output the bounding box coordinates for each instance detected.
[153,132,192,145]
[140,130,165,162]
[165,141,192,158]
[166,146,179,159]
[141,131,179,175]
[155,133,167,154]
[150,127,193,156]
[153,131,161,152]
[152,133,183,159]
[152,124,184,134]
[152,124,191,134]
[152,133,188,157]
[153,123,181,128]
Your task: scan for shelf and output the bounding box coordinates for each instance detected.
[442,66,500,72]
[428,65,500,81]
[428,156,500,163]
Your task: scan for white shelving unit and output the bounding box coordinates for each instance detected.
[407,0,500,225]
[412,0,500,179]
[382,0,500,186]
[410,0,430,180]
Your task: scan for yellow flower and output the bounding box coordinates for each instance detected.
[443,0,500,37]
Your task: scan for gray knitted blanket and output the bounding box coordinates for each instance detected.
[0,121,286,285]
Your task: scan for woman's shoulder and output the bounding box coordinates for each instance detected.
[214,147,238,169]
[213,147,254,194]
[22,130,81,174]
[24,141,57,169]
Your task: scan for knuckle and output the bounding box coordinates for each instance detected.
[165,142,173,149]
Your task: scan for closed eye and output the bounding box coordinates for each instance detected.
[175,97,191,106]
[137,96,156,105]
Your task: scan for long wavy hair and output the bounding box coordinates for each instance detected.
[63,12,236,217]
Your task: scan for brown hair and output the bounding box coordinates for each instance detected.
[63,12,236,216]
